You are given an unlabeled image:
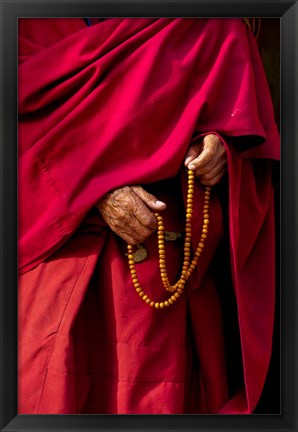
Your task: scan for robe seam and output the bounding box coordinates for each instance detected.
[45,367,185,384]
[56,331,189,349]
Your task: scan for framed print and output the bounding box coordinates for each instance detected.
[0,1,297,431]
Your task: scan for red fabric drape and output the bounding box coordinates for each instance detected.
[18,18,279,414]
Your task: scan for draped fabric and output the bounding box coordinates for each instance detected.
[18,18,279,414]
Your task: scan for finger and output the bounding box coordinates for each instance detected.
[130,193,157,230]
[184,143,201,167]
[195,158,226,178]
[132,186,166,211]
[116,214,155,245]
[200,169,226,186]
[188,146,216,171]
[188,135,221,171]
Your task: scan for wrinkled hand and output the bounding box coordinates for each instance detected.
[184,134,227,186]
[96,186,166,245]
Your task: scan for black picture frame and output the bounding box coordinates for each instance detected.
[0,1,297,431]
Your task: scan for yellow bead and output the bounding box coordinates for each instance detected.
[199,242,204,248]
[128,260,135,265]
[174,292,180,298]
[155,303,160,309]
[154,213,159,218]
[139,291,144,297]
[128,254,134,260]
[146,298,151,304]
[130,269,137,275]
[177,288,183,294]
[195,251,201,257]
[136,288,142,293]
[202,229,208,234]
[132,277,138,284]
[201,234,207,239]
[164,301,170,307]
[150,301,155,307]
[171,295,177,302]
[203,218,209,224]
[168,298,174,304]
[142,294,148,300]
[159,302,165,308]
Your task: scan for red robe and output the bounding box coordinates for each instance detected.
[18,18,280,414]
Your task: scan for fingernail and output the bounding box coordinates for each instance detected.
[188,164,196,170]
[156,200,166,207]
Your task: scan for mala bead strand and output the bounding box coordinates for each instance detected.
[127,170,211,309]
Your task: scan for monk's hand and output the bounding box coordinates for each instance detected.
[184,134,227,186]
[96,186,166,245]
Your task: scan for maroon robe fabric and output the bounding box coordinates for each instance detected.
[18,18,280,414]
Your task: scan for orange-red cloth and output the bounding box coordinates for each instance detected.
[18,18,279,414]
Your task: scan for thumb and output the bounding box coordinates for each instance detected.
[184,142,201,167]
[132,186,166,211]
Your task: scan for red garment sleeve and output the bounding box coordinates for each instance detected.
[18,18,279,274]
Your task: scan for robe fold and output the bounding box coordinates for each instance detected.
[18,18,280,414]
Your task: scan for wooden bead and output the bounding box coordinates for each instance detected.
[164,301,170,307]
[150,301,155,307]
[155,303,160,309]
[159,302,165,308]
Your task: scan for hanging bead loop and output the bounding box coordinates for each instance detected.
[127,170,211,309]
